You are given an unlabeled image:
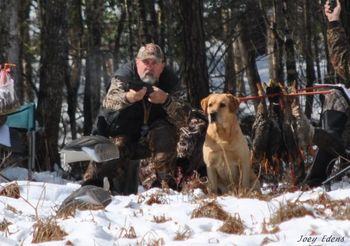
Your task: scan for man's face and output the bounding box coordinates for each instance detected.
[136,58,165,84]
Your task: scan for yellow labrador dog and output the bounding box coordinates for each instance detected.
[201,93,259,194]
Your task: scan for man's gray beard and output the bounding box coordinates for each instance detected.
[141,75,157,85]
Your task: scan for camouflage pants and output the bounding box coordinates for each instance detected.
[323,89,350,146]
[115,119,178,189]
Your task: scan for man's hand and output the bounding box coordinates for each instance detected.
[148,86,169,104]
[325,0,341,22]
[126,87,147,103]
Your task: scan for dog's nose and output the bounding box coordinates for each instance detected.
[209,112,217,123]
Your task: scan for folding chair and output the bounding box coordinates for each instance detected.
[3,102,36,180]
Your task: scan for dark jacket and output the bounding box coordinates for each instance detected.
[94,61,180,140]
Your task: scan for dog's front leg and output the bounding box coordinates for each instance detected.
[240,163,251,191]
[207,166,218,194]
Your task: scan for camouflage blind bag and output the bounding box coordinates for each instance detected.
[0,64,19,115]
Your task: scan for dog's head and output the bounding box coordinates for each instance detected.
[200,93,240,125]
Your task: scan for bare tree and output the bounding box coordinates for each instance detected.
[282,0,297,85]
[303,0,316,118]
[177,0,209,107]
[67,0,83,139]
[265,0,284,82]
[113,1,126,67]
[37,0,69,169]
[222,8,236,94]
[19,0,35,102]
[83,0,104,135]
[237,20,260,105]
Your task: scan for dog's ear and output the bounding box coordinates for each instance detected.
[227,94,240,113]
[200,95,210,115]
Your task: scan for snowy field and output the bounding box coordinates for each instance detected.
[0,167,349,246]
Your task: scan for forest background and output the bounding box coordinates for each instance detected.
[1,0,350,172]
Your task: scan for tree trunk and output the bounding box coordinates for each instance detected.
[67,0,83,139]
[237,21,260,106]
[84,0,104,135]
[304,0,316,118]
[222,8,236,94]
[267,0,284,83]
[37,0,69,170]
[156,0,166,49]
[233,39,245,95]
[137,0,151,44]
[178,0,209,108]
[125,0,134,60]
[113,2,126,67]
[282,0,297,86]
[19,0,35,102]
[149,0,159,44]
[340,0,350,40]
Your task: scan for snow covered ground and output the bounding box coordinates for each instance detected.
[0,167,349,246]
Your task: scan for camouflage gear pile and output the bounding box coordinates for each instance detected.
[139,110,208,190]
[176,109,207,177]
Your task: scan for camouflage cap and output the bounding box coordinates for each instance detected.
[136,43,164,62]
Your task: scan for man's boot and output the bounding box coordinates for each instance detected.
[304,110,348,187]
[312,110,347,155]
[303,149,337,187]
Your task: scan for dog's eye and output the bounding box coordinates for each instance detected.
[219,102,226,108]
[208,103,213,107]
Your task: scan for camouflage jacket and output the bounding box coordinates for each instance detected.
[327,21,350,83]
[102,61,192,135]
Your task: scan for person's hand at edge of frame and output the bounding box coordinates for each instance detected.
[325,0,341,22]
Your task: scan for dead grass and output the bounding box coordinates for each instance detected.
[0,218,12,235]
[0,182,20,199]
[65,240,74,246]
[145,193,168,206]
[137,238,164,246]
[137,194,146,203]
[218,214,245,234]
[181,171,209,194]
[174,227,191,240]
[224,189,269,200]
[136,231,165,246]
[146,194,163,205]
[270,201,313,225]
[336,206,350,220]
[306,193,350,220]
[261,219,280,234]
[152,214,171,223]
[191,200,229,221]
[5,204,21,214]
[119,226,137,239]
[32,218,67,243]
